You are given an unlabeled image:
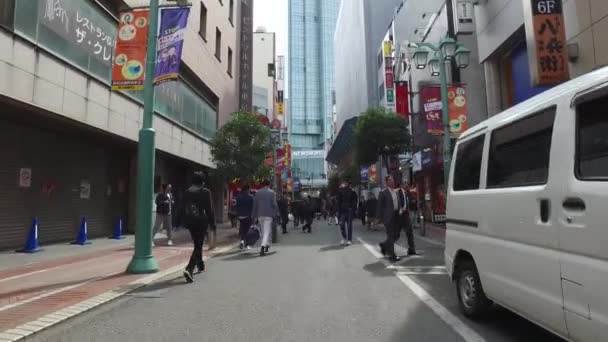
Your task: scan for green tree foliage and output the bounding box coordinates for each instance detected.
[354,107,410,167]
[210,112,272,184]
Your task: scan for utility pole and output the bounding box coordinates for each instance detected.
[127,0,160,274]
[445,0,461,84]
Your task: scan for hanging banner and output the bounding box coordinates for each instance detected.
[421,86,443,135]
[447,86,468,138]
[154,7,190,85]
[395,82,410,120]
[369,164,377,183]
[111,10,149,91]
[524,0,569,86]
[421,86,469,137]
[360,166,370,183]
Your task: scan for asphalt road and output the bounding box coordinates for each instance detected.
[38,221,566,342]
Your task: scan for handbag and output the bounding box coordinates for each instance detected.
[245,224,260,246]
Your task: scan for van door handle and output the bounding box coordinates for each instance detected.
[563,198,586,211]
[540,199,550,223]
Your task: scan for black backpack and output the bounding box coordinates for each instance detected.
[183,189,207,226]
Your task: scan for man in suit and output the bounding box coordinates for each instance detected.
[252,179,278,256]
[377,175,401,262]
[395,181,417,256]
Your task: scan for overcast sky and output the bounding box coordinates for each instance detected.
[253,0,288,59]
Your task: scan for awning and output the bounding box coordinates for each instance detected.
[325,117,358,165]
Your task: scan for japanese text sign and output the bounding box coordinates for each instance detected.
[39,0,115,65]
[524,0,569,86]
[154,7,190,85]
[111,10,149,91]
[421,86,469,137]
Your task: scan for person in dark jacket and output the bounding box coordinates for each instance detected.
[181,172,215,283]
[301,197,314,233]
[153,184,174,246]
[366,193,378,230]
[377,175,400,262]
[235,185,254,250]
[278,195,289,234]
[337,181,358,245]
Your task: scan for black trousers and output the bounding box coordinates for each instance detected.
[395,213,415,251]
[280,214,288,232]
[186,225,207,272]
[238,217,252,242]
[381,212,399,258]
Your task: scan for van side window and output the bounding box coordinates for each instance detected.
[577,96,608,180]
[487,107,556,188]
[453,135,485,191]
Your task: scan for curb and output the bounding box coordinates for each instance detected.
[0,243,236,342]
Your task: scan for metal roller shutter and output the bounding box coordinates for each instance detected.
[0,120,129,251]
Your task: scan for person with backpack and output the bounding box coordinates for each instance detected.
[153,184,174,246]
[251,179,278,256]
[181,172,215,283]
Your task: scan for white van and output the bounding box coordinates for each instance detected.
[445,66,608,342]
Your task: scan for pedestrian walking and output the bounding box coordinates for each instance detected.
[395,182,417,256]
[358,199,366,225]
[181,172,215,283]
[301,196,314,233]
[278,195,289,234]
[153,184,174,246]
[252,179,278,256]
[337,181,357,245]
[377,176,401,262]
[366,193,378,230]
[235,185,254,250]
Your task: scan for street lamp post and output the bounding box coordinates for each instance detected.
[127,0,160,274]
[410,38,471,188]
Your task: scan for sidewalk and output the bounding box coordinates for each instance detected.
[417,222,446,245]
[0,224,238,341]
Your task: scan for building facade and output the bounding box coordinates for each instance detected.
[0,0,238,250]
[252,29,275,118]
[334,0,402,133]
[477,0,608,115]
[288,0,340,185]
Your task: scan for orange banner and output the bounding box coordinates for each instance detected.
[447,86,468,138]
[111,10,149,91]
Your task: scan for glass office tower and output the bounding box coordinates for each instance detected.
[288,0,340,184]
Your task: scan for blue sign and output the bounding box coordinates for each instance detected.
[360,166,369,183]
[293,177,301,192]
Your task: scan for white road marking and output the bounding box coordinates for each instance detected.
[358,237,487,342]
[0,267,58,284]
[0,280,94,313]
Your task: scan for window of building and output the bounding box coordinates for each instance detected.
[453,135,485,191]
[487,107,556,188]
[215,28,222,61]
[199,2,207,40]
[0,0,14,30]
[378,51,383,69]
[268,63,275,77]
[577,95,608,180]
[227,47,233,76]
[229,0,234,24]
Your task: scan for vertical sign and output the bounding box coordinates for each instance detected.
[395,82,410,120]
[421,86,469,136]
[360,166,370,183]
[524,0,569,86]
[447,86,468,138]
[239,0,253,112]
[421,87,443,135]
[112,10,149,90]
[154,7,190,85]
[19,168,32,188]
[369,164,377,183]
[383,40,395,111]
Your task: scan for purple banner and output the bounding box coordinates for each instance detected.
[154,8,190,85]
[421,86,444,135]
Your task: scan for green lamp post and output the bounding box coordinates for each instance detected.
[127,0,161,274]
[410,38,471,188]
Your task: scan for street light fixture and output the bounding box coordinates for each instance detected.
[439,37,457,60]
[412,47,429,69]
[454,46,472,69]
[428,54,441,76]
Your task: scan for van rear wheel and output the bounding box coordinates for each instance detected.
[456,261,491,318]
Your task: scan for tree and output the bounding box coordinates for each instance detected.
[210,111,272,184]
[354,107,410,168]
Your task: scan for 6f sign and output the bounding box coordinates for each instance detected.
[534,0,560,14]
[524,0,569,86]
